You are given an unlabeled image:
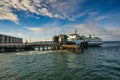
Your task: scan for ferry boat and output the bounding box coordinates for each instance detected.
[67,31,102,47]
[67,33,86,45]
[87,34,103,47]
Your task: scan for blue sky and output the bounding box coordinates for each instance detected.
[0,0,120,41]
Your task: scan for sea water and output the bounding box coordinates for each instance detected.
[0,41,120,80]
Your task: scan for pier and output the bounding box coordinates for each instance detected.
[0,33,88,53]
[0,41,58,52]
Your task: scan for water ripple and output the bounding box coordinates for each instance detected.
[0,42,120,80]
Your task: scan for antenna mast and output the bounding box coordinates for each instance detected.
[75,30,77,34]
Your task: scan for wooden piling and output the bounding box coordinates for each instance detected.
[42,46,45,51]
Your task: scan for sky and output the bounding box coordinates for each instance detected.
[0,0,120,42]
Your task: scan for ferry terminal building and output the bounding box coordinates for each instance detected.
[0,34,23,43]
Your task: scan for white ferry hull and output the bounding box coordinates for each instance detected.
[88,42,102,47]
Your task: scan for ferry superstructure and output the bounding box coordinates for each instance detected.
[68,33,86,45]
[87,34,102,46]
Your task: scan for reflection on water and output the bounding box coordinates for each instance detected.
[67,53,78,69]
[0,42,120,80]
[16,51,54,55]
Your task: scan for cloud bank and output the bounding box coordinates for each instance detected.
[26,23,120,41]
[0,0,84,23]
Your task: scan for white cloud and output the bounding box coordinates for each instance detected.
[48,0,86,20]
[0,1,19,23]
[0,11,19,24]
[0,0,88,23]
[96,15,108,21]
[26,26,62,34]
[0,0,74,23]
[105,27,120,35]
[28,27,43,32]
